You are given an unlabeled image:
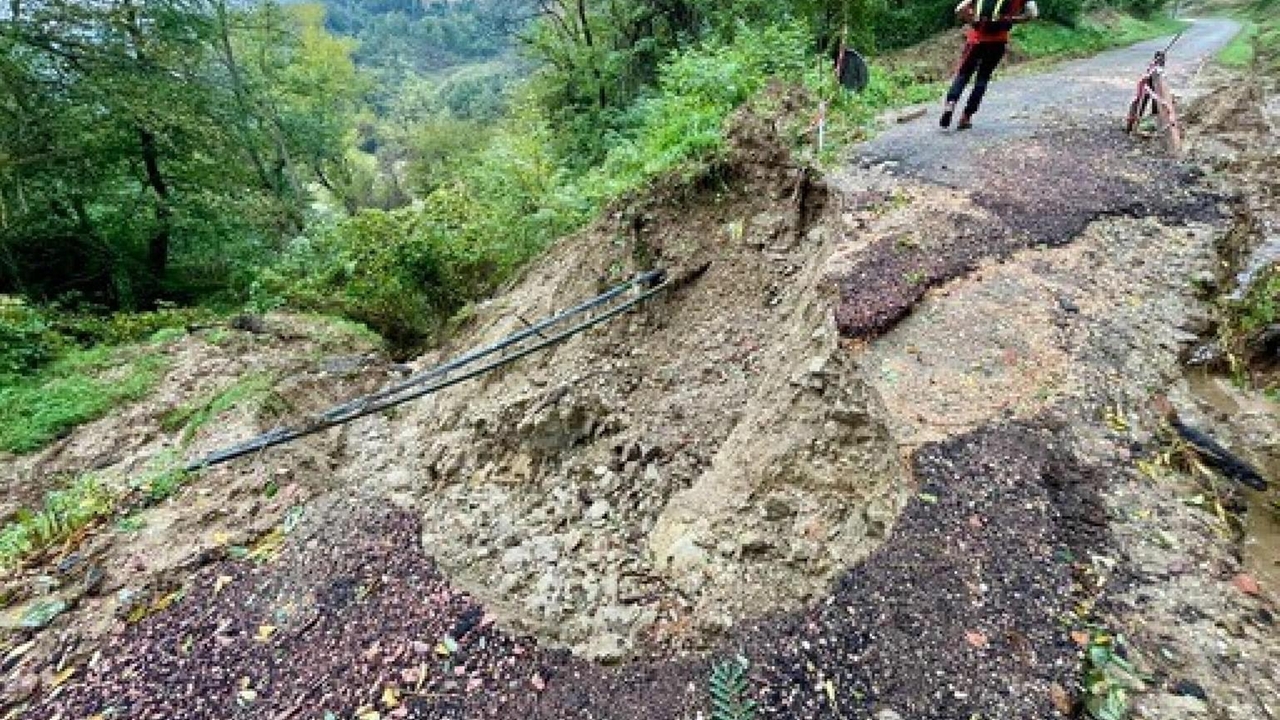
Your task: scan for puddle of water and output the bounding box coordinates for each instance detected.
[1185,372,1280,594]
[1244,493,1280,595]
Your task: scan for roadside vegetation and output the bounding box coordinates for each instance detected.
[1215,0,1280,391]
[1014,11,1185,59]
[1216,0,1279,70]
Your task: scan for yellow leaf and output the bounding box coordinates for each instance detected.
[255,625,277,642]
[356,709,381,720]
[214,575,233,595]
[382,685,400,709]
[50,666,76,688]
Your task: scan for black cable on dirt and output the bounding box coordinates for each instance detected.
[184,270,671,473]
[1171,418,1269,491]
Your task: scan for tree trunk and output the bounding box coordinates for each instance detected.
[212,0,276,196]
[139,127,171,282]
[572,0,608,108]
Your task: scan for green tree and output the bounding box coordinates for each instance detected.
[0,0,368,306]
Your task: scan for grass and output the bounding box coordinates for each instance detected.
[0,459,191,571]
[0,474,115,571]
[1218,20,1258,66]
[1218,0,1280,72]
[161,371,283,446]
[1013,13,1188,60]
[0,346,168,455]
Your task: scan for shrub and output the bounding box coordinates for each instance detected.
[256,209,449,347]
[0,299,64,378]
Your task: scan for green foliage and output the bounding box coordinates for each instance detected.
[583,24,815,197]
[709,656,757,720]
[256,209,454,346]
[0,0,366,307]
[0,346,167,455]
[1013,14,1185,59]
[0,299,66,378]
[1081,631,1141,720]
[137,465,191,503]
[161,372,283,446]
[1218,22,1257,67]
[1224,265,1280,352]
[0,475,115,570]
[1220,0,1280,73]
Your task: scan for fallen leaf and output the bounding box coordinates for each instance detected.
[435,636,459,657]
[255,625,276,642]
[213,575,233,595]
[237,689,258,703]
[50,666,76,688]
[531,673,546,691]
[823,678,837,708]
[1232,573,1261,596]
[1070,630,1090,647]
[918,492,939,504]
[1049,683,1073,714]
[356,709,381,720]
[381,686,400,709]
[964,630,988,648]
[400,667,421,684]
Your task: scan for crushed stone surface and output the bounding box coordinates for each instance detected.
[29,422,1103,720]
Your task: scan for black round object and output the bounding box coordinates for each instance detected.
[838,48,869,93]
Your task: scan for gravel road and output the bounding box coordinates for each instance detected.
[860,17,1241,186]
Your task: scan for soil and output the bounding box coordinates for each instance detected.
[6,16,1280,720]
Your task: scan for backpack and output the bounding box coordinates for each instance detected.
[973,0,1016,32]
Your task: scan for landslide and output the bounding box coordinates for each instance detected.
[1,92,912,718]
[341,97,909,659]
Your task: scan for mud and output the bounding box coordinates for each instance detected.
[341,107,907,658]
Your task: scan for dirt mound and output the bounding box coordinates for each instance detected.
[1183,77,1272,141]
[341,106,907,659]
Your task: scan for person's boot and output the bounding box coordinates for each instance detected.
[939,103,956,128]
[956,113,974,130]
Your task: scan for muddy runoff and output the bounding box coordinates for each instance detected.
[335,108,908,660]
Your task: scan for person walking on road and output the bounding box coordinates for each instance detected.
[941,0,1039,130]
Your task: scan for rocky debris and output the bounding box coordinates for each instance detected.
[27,423,1106,720]
[331,103,908,660]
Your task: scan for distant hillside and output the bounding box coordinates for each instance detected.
[277,0,530,113]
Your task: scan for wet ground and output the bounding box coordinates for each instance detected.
[832,18,1238,340]
[28,422,1100,720]
[8,17,1279,720]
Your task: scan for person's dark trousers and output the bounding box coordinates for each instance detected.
[946,41,1008,115]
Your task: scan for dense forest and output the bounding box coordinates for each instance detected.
[2,0,1165,362]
